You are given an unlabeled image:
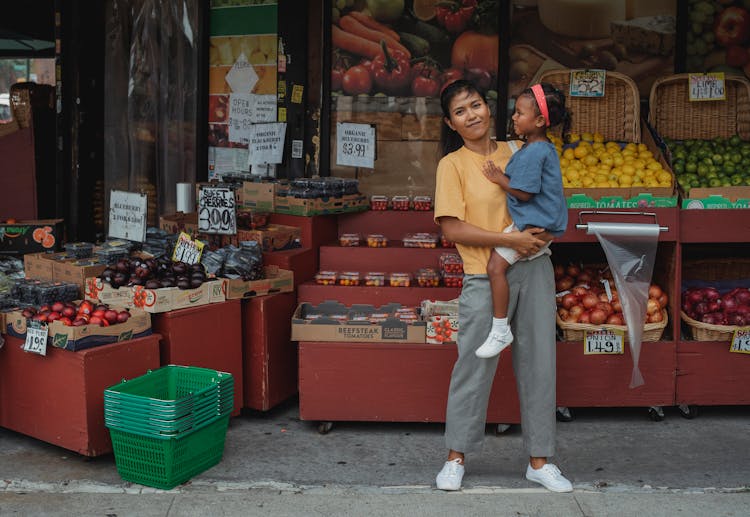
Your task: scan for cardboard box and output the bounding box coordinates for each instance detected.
[680,187,750,209]
[131,279,224,313]
[5,304,152,352]
[291,301,426,343]
[274,193,369,216]
[53,258,108,294]
[85,277,134,307]
[220,266,294,300]
[159,212,199,237]
[240,181,276,211]
[238,224,301,251]
[23,252,57,280]
[0,219,65,255]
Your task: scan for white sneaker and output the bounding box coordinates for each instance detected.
[525,463,573,492]
[436,458,464,491]
[475,328,513,359]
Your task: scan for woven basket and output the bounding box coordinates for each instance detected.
[9,86,32,129]
[649,73,750,141]
[556,309,668,342]
[680,310,746,342]
[682,258,750,282]
[538,69,641,143]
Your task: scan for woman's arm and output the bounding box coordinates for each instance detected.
[438,216,548,256]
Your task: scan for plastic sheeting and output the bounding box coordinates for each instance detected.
[586,222,661,388]
[103,0,200,229]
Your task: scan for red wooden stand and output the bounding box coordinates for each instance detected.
[263,248,317,288]
[299,341,519,423]
[676,341,750,406]
[151,300,243,415]
[0,334,160,456]
[241,292,298,411]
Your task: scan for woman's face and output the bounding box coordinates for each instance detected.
[444,90,491,144]
[512,94,544,138]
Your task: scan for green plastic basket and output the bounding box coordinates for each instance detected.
[105,397,233,436]
[109,414,230,490]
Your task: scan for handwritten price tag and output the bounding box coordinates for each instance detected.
[730,328,750,354]
[23,323,49,356]
[689,73,726,101]
[198,186,237,235]
[584,329,624,355]
[172,232,205,265]
[569,69,606,98]
[336,122,375,168]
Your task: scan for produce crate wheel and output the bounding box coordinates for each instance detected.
[647,406,665,422]
[678,404,699,420]
[493,424,511,435]
[556,406,574,422]
[317,421,333,434]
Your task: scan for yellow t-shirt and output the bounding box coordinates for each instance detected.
[434,142,516,274]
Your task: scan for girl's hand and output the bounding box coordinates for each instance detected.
[482,161,506,186]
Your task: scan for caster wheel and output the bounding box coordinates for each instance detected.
[556,406,574,422]
[317,422,333,434]
[648,406,665,422]
[493,423,511,435]
[678,404,699,419]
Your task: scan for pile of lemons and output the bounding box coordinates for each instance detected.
[549,132,672,189]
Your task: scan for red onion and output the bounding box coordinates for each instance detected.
[701,313,719,325]
[687,290,704,304]
[693,302,709,316]
[704,287,720,301]
[736,289,750,305]
[721,295,738,313]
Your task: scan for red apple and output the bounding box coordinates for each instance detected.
[116,311,131,323]
[715,6,750,47]
[51,301,65,313]
[89,316,103,326]
[47,312,61,322]
[62,306,76,318]
[104,310,119,324]
[59,317,73,326]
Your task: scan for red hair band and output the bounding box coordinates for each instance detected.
[531,84,550,127]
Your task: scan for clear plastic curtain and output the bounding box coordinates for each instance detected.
[104,0,199,230]
[586,222,660,388]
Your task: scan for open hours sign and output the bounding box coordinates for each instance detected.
[198,186,237,235]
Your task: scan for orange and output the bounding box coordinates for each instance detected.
[42,233,56,249]
[32,228,46,243]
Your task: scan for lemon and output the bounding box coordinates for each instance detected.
[563,148,575,160]
[618,174,633,186]
[582,177,594,187]
[593,132,605,143]
[581,132,594,142]
[568,132,581,143]
[657,171,672,184]
[647,160,662,171]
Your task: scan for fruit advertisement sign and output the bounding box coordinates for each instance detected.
[686,0,750,79]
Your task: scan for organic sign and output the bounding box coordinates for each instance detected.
[336,122,376,168]
[109,190,147,242]
[198,186,237,235]
[689,73,726,102]
[246,122,287,166]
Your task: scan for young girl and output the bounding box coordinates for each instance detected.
[474,83,569,359]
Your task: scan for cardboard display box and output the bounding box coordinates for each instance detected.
[291,301,426,344]
[23,252,57,280]
[24,253,107,295]
[680,186,750,209]
[220,265,294,300]
[159,212,199,237]
[225,224,302,251]
[86,277,225,313]
[5,304,152,352]
[0,219,65,255]
[240,181,276,211]
[274,193,369,216]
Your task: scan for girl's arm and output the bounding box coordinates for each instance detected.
[438,216,548,256]
[483,161,533,202]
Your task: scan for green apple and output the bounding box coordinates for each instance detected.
[366,0,404,23]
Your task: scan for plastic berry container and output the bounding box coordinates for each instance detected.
[369,195,389,211]
[391,195,411,211]
[388,272,411,287]
[314,271,338,285]
[402,232,439,248]
[366,234,388,247]
[439,253,464,274]
[412,195,433,211]
[440,234,455,248]
[338,271,361,286]
[415,268,441,287]
[442,272,464,288]
[364,272,385,287]
[64,242,95,259]
[339,233,362,247]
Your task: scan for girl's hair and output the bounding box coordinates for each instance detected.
[439,79,488,156]
[518,82,572,140]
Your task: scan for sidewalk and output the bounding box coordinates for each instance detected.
[1,401,748,516]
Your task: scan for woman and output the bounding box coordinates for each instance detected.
[433,80,572,492]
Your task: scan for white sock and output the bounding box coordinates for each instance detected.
[492,317,508,332]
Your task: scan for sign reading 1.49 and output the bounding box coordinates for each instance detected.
[584,329,624,355]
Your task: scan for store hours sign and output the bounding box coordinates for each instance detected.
[336,122,375,169]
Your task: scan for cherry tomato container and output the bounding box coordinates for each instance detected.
[366,234,388,247]
[338,271,361,286]
[439,253,464,274]
[391,195,411,211]
[403,232,439,248]
[388,272,412,287]
[369,195,389,211]
[314,271,338,285]
[364,272,385,287]
[339,233,362,247]
[415,267,441,287]
[412,196,433,211]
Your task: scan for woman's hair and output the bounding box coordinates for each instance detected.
[439,79,488,157]
[518,82,571,139]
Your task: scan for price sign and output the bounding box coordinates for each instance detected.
[584,329,624,355]
[336,122,376,168]
[569,69,606,98]
[246,122,287,166]
[198,186,237,235]
[689,73,726,101]
[172,232,205,265]
[108,190,147,242]
[730,328,750,354]
[23,323,48,356]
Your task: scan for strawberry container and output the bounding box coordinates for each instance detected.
[415,268,440,287]
[403,233,439,248]
[442,272,464,288]
[412,196,433,211]
[439,253,464,274]
[369,195,389,211]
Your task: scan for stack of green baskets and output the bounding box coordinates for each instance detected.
[104,365,234,489]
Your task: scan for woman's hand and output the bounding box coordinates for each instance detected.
[507,227,547,257]
[483,161,507,187]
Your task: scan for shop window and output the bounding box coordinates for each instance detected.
[0,58,55,122]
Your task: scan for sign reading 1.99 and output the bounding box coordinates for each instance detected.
[336,122,375,169]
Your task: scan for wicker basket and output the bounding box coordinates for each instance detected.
[680,310,746,342]
[556,309,668,342]
[538,69,641,143]
[649,73,750,141]
[682,258,750,283]
[9,85,32,129]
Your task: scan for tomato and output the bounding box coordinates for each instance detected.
[411,75,441,97]
[372,43,411,96]
[439,68,464,93]
[714,6,750,47]
[436,0,476,33]
[331,68,344,91]
[410,61,440,81]
[451,31,499,73]
[342,65,373,95]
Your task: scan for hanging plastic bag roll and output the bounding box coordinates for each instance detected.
[586,222,660,388]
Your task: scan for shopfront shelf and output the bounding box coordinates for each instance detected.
[319,246,457,273]
[676,340,750,406]
[263,247,318,287]
[297,284,460,306]
[679,209,750,243]
[336,210,438,240]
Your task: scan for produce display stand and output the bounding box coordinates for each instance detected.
[0,333,161,456]
[151,299,243,416]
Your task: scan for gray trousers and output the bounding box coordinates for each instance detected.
[445,255,557,457]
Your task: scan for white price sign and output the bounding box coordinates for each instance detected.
[23,323,49,356]
[246,122,287,166]
[198,186,237,235]
[336,122,375,168]
[689,73,726,101]
[730,328,750,354]
[171,232,205,265]
[569,69,606,98]
[584,329,624,355]
[109,190,147,242]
